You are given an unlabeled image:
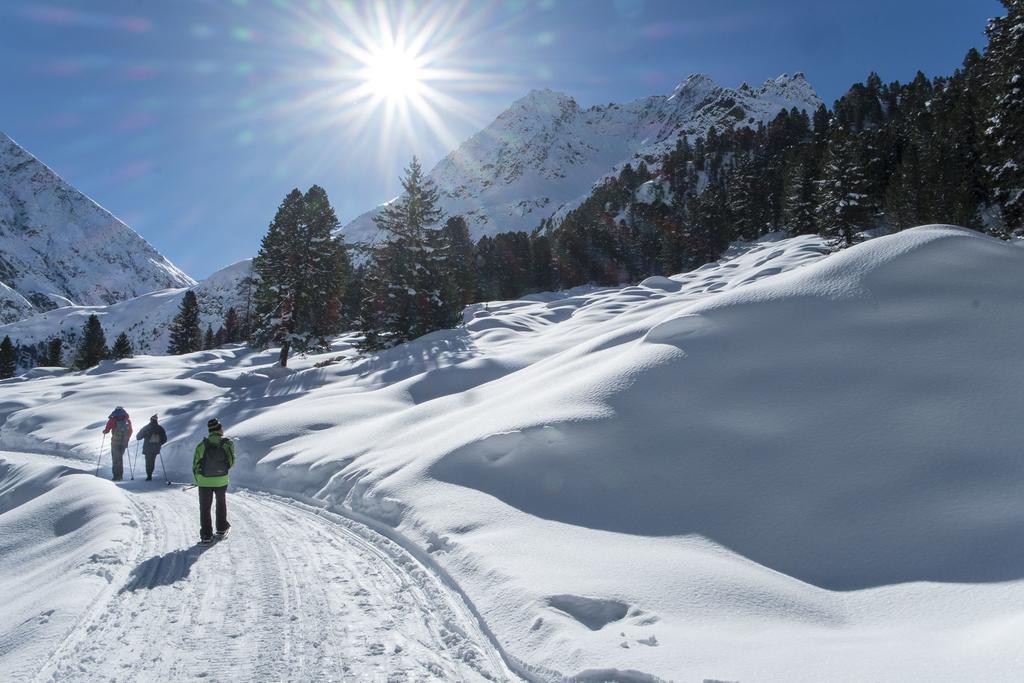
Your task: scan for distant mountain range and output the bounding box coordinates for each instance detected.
[0,72,822,351]
[340,73,822,245]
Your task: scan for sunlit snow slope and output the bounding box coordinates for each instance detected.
[3,226,1024,681]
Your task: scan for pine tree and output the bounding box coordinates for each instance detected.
[0,335,15,379]
[111,332,134,360]
[816,131,871,246]
[74,315,109,369]
[251,186,349,365]
[203,325,215,350]
[44,337,63,367]
[781,155,817,234]
[341,264,366,329]
[983,0,1024,233]
[439,215,478,316]
[360,157,445,350]
[223,307,240,343]
[167,290,202,355]
[214,326,227,347]
[296,185,349,349]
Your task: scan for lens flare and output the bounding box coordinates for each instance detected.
[362,45,425,102]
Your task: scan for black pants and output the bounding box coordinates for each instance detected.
[144,452,158,478]
[198,486,229,539]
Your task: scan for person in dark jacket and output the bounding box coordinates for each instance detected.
[135,414,168,481]
[192,418,235,544]
[102,407,133,481]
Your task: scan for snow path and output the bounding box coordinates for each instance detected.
[25,455,515,683]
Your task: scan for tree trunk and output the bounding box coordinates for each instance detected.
[279,339,289,367]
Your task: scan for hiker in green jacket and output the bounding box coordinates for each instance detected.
[193,418,236,544]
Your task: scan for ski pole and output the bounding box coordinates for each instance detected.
[127,440,136,480]
[182,484,198,492]
[95,433,106,477]
[131,441,141,480]
[159,449,171,485]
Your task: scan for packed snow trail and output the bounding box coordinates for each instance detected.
[22,454,514,683]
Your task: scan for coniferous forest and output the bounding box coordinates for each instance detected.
[11,2,1019,365]
[253,0,1013,355]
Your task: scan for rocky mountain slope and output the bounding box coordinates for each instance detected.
[0,132,194,324]
[0,258,251,358]
[341,73,822,245]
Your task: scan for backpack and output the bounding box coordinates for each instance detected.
[200,438,230,477]
[112,416,131,436]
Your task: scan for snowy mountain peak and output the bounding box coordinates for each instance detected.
[340,73,823,245]
[757,72,821,108]
[668,73,719,99]
[0,131,194,323]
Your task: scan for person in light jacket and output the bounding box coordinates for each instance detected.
[192,418,235,544]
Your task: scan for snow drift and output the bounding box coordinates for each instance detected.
[3,226,1024,681]
[0,453,137,680]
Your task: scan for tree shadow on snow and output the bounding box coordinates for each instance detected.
[120,544,215,592]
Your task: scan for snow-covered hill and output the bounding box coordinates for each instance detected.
[341,73,822,245]
[0,259,252,357]
[4,225,1023,680]
[0,132,194,323]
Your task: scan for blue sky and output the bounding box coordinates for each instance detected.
[0,0,1002,278]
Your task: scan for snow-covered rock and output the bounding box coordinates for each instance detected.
[0,131,194,322]
[340,73,822,245]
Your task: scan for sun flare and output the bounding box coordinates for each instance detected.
[363,46,425,102]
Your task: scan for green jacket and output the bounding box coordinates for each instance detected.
[192,434,236,487]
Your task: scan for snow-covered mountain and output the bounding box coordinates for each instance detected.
[341,73,822,245]
[0,132,194,323]
[0,259,252,357]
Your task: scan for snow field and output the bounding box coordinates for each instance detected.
[3,226,1024,680]
[0,451,513,681]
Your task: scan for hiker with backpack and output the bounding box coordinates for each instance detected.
[102,407,133,481]
[193,418,235,544]
[135,414,168,481]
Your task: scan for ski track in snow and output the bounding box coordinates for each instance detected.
[28,457,514,683]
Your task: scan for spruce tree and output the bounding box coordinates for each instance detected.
[816,131,871,246]
[111,332,134,360]
[360,157,445,350]
[781,156,817,235]
[167,290,202,355]
[203,325,215,350]
[296,185,349,349]
[74,315,109,369]
[44,337,63,367]
[0,335,15,379]
[223,307,239,343]
[252,186,349,366]
[983,0,1024,233]
[439,215,478,317]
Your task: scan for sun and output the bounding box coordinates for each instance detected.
[262,1,516,168]
[363,46,425,102]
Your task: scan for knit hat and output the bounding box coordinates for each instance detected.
[207,418,223,433]
[150,414,158,422]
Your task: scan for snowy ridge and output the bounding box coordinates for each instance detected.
[3,226,1024,680]
[0,258,252,356]
[341,74,822,245]
[0,132,194,323]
